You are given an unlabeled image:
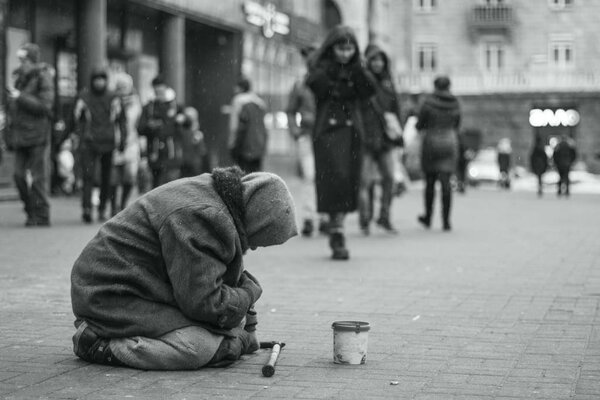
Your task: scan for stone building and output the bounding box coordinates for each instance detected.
[392,0,600,172]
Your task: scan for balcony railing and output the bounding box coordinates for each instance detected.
[398,72,600,95]
[469,5,514,36]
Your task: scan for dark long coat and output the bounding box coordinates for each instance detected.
[416,90,461,174]
[529,145,548,176]
[306,26,376,213]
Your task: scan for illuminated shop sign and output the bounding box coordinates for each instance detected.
[243,1,290,38]
[529,108,580,127]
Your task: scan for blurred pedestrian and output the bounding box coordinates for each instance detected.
[74,67,123,223]
[416,76,461,232]
[529,134,549,197]
[138,76,185,189]
[306,25,376,259]
[286,44,327,237]
[552,134,577,197]
[110,72,142,216]
[71,166,297,370]
[358,44,403,235]
[497,138,512,189]
[228,78,268,173]
[5,43,55,226]
[179,106,208,178]
[456,130,475,193]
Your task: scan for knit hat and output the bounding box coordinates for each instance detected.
[17,43,40,63]
[242,172,298,248]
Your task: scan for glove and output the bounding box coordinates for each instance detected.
[245,308,258,332]
[238,270,262,305]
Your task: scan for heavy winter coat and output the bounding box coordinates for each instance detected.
[74,68,121,153]
[361,44,402,153]
[306,26,376,213]
[416,90,461,174]
[553,139,577,171]
[5,64,54,149]
[139,99,184,170]
[71,169,297,339]
[229,92,268,161]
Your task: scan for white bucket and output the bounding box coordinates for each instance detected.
[332,321,370,364]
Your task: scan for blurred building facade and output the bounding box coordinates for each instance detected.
[392,0,600,172]
[0,0,326,185]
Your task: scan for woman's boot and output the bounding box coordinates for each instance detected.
[329,231,349,260]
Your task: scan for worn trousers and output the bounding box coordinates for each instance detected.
[358,149,395,225]
[13,144,50,222]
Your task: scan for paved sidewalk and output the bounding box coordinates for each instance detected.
[1,174,599,399]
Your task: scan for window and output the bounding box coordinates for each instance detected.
[549,0,573,10]
[415,43,437,72]
[415,0,436,12]
[482,42,505,72]
[550,40,574,68]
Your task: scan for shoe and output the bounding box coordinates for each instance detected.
[359,222,370,236]
[82,209,92,224]
[97,211,107,222]
[24,218,50,227]
[376,218,398,234]
[329,232,350,260]
[318,220,330,235]
[443,222,452,232]
[417,215,431,229]
[72,321,125,367]
[301,219,314,237]
[207,329,258,367]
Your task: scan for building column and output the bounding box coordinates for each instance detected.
[77,0,107,91]
[0,0,8,109]
[161,14,185,101]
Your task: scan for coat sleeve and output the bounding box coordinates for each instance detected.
[159,206,260,330]
[350,65,377,100]
[415,104,428,131]
[306,65,335,101]
[16,72,54,117]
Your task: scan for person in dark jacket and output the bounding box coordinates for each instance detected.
[416,76,461,231]
[552,135,577,197]
[228,78,268,173]
[497,138,512,189]
[306,25,376,260]
[5,43,55,226]
[358,44,403,235]
[74,67,123,223]
[138,76,185,189]
[179,107,207,178]
[529,134,549,197]
[71,166,297,370]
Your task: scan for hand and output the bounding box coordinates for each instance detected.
[6,87,20,99]
[239,271,262,303]
[147,119,163,129]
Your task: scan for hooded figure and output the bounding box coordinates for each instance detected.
[416,76,461,231]
[71,166,297,370]
[5,42,55,227]
[306,25,376,260]
[74,67,123,223]
[358,44,403,234]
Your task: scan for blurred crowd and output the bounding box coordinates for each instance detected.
[2,32,580,260]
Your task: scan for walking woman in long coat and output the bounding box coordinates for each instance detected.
[306,26,376,260]
[416,76,461,231]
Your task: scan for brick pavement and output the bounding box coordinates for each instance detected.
[0,176,599,399]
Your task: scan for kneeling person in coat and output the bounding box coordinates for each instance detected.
[70,166,297,369]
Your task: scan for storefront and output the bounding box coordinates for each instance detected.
[0,0,325,186]
[459,92,600,173]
